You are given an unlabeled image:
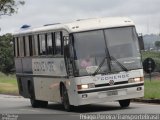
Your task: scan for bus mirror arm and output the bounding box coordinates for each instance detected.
[69,45,75,61]
[70,55,75,65]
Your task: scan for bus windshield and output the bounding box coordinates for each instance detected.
[73,27,142,76]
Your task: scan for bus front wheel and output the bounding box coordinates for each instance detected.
[119,99,130,108]
[62,86,72,111]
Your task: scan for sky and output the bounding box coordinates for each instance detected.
[0,0,160,35]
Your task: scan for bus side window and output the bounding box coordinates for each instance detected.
[33,35,39,56]
[23,36,26,56]
[39,34,46,55]
[19,37,24,57]
[29,35,33,56]
[55,32,63,55]
[37,34,40,55]
[47,33,54,55]
[25,36,30,56]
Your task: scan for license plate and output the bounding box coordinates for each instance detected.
[107,90,118,96]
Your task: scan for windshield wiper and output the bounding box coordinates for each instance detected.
[110,56,128,72]
[92,56,128,76]
[92,55,128,76]
[92,57,107,76]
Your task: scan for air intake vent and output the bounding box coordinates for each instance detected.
[44,23,60,26]
[76,18,96,21]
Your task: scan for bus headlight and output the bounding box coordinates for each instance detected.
[128,77,144,83]
[77,83,95,90]
[134,78,141,82]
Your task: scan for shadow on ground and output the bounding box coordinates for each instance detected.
[46,103,135,113]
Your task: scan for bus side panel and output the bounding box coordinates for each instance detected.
[66,78,81,106]
[15,58,23,73]
[15,57,33,98]
[22,57,32,74]
[31,57,68,102]
[15,57,32,74]
[16,76,33,98]
[33,77,63,102]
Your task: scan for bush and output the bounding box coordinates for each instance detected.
[0,34,14,74]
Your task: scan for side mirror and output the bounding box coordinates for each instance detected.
[138,35,144,51]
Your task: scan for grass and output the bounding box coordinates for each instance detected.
[0,73,18,95]
[144,80,160,99]
[141,51,160,60]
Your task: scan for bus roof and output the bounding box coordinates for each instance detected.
[13,17,135,36]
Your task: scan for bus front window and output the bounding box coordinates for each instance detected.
[73,30,109,76]
[104,27,142,72]
[72,27,142,76]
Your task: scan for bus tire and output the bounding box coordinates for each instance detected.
[30,99,48,108]
[39,101,48,108]
[30,99,41,108]
[119,99,130,108]
[62,86,72,112]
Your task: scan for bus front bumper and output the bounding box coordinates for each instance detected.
[72,84,144,106]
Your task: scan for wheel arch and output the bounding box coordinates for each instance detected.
[27,79,35,99]
[60,82,65,97]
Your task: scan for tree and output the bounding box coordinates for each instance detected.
[0,0,24,16]
[0,34,14,74]
[155,41,160,50]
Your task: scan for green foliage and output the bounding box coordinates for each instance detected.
[0,34,14,74]
[155,41,160,49]
[0,0,25,16]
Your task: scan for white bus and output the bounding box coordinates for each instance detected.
[13,17,144,111]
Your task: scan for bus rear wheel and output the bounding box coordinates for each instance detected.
[39,101,48,108]
[62,86,72,111]
[119,99,130,108]
[30,99,41,108]
[30,99,48,108]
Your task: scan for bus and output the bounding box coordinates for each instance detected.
[13,17,144,111]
